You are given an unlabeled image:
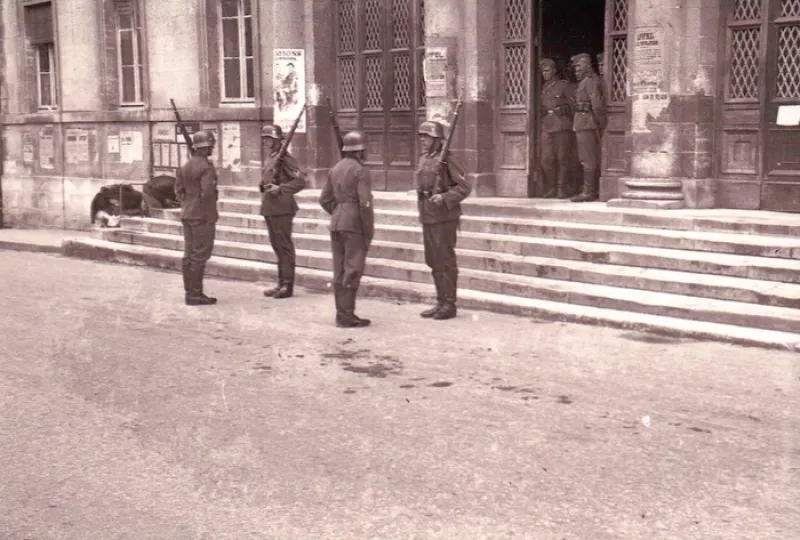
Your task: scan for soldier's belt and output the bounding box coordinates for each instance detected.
[575,103,592,113]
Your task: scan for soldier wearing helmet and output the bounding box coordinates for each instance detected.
[259,123,307,299]
[415,119,471,321]
[175,129,219,305]
[570,52,607,202]
[319,130,374,328]
[539,57,575,199]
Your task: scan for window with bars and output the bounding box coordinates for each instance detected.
[775,0,800,99]
[220,0,254,101]
[25,2,57,109]
[502,0,528,107]
[726,0,762,101]
[335,0,425,112]
[608,0,628,104]
[116,0,144,105]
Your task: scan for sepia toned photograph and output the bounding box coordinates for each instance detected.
[0,0,798,539]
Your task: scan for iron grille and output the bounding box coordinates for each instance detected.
[504,0,526,40]
[393,53,411,109]
[419,0,425,46]
[365,55,384,109]
[392,0,409,48]
[418,49,426,108]
[611,36,628,103]
[338,56,357,110]
[503,44,527,106]
[733,0,761,20]
[729,27,760,99]
[613,0,628,32]
[365,0,382,50]
[781,0,800,17]
[777,25,800,97]
[337,0,355,53]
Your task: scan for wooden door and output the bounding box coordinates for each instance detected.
[601,0,631,193]
[333,0,426,191]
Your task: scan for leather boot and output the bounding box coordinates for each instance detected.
[263,283,281,297]
[182,260,191,294]
[433,271,457,320]
[570,169,599,203]
[336,287,370,328]
[273,281,294,299]
[186,265,217,306]
[420,272,444,318]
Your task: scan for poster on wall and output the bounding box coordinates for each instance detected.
[120,131,143,164]
[221,122,242,171]
[39,127,55,169]
[632,27,665,96]
[23,133,34,163]
[65,128,90,164]
[424,47,448,98]
[273,49,306,134]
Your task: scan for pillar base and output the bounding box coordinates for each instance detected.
[606,176,687,209]
[606,198,686,209]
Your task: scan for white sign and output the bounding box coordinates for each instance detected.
[424,47,448,97]
[777,105,800,126]
[273,49,306,133]
[632,28,664,94]
[119,131,143,163]
[107,135,120,154]
[221,122,242,171]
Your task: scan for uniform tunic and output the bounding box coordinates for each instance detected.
[415,151,471,304]
[572,72,607,177]
[319,156,374,290]
[259,151,307,283]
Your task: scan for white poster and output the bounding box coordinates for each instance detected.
[221,122,242,171]
[777,105,800,126]
[107,135,120,154]
[39,128,55,170]
[119,131,143,163]
[273,48,306,133]
[424,47,448,98]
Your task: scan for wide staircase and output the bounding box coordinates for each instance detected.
[63,185,800,350]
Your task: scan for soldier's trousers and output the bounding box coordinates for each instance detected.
[422,220,459,304]
[264,215,296,283]
[575,130,602,197]
[330,231,368,290]
[541,130,572,196]
[182,219,216,294]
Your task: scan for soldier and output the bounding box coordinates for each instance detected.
[259,124,307,299]
[175,130,219,306]
[415,120,472,320]
[539,58,575,199]
[319,131,374,328]
[570,52,607,203]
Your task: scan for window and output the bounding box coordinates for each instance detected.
[25,2,57,109]
[220,0,254,101]
[116,0,144,105]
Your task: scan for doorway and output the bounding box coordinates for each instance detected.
[541,0,606,84]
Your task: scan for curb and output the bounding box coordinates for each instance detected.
[0,240,63,254]
[61,238,800,353]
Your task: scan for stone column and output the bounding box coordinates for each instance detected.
[607,0,718,209]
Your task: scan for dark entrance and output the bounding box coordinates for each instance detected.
[541,0,606,84]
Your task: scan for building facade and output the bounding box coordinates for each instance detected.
[1,0,800,230]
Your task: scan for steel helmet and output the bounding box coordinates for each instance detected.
[261,124,284,139]
[342,130,367,152]
[418,121,445,139]
[192,130,216,149]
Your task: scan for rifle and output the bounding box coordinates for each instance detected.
[325,97,345,153]
[262,103,307,195]
[432,98,463,196]
[170,99,195,155]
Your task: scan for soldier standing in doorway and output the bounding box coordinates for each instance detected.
[539,58,575,199]
[415,120,471,321]
[259,124,307,299]
[176,130,219,306]
[319,131,375,328]
[570,52,607,203]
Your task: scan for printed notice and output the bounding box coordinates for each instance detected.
[424,47,448,97]
[221,122,242,171]
[107,135,120,154]
[777,105,800,126]
[39,127,55,169]
[274,49,307,133]
[120,131,143,163]
[23,133,34,163]
[632,28,664,94]
[65,128,90,164]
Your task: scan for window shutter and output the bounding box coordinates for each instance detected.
[25,2,54,45]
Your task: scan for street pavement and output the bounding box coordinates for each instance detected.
[0,251,798,540]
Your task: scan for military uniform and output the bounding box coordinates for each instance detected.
[176,132,219,305]
[540,76,574,198]
[416,150,471,319]
[571,55,607,202]
[319,133,374,327]
[260,150,307,298]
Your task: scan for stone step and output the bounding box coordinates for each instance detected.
[220,186,800,238]
[166,199,800,261]
[61,236,800,352]
[100,229,800,334]
[116,217,800,307]
[129,213,800,284]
